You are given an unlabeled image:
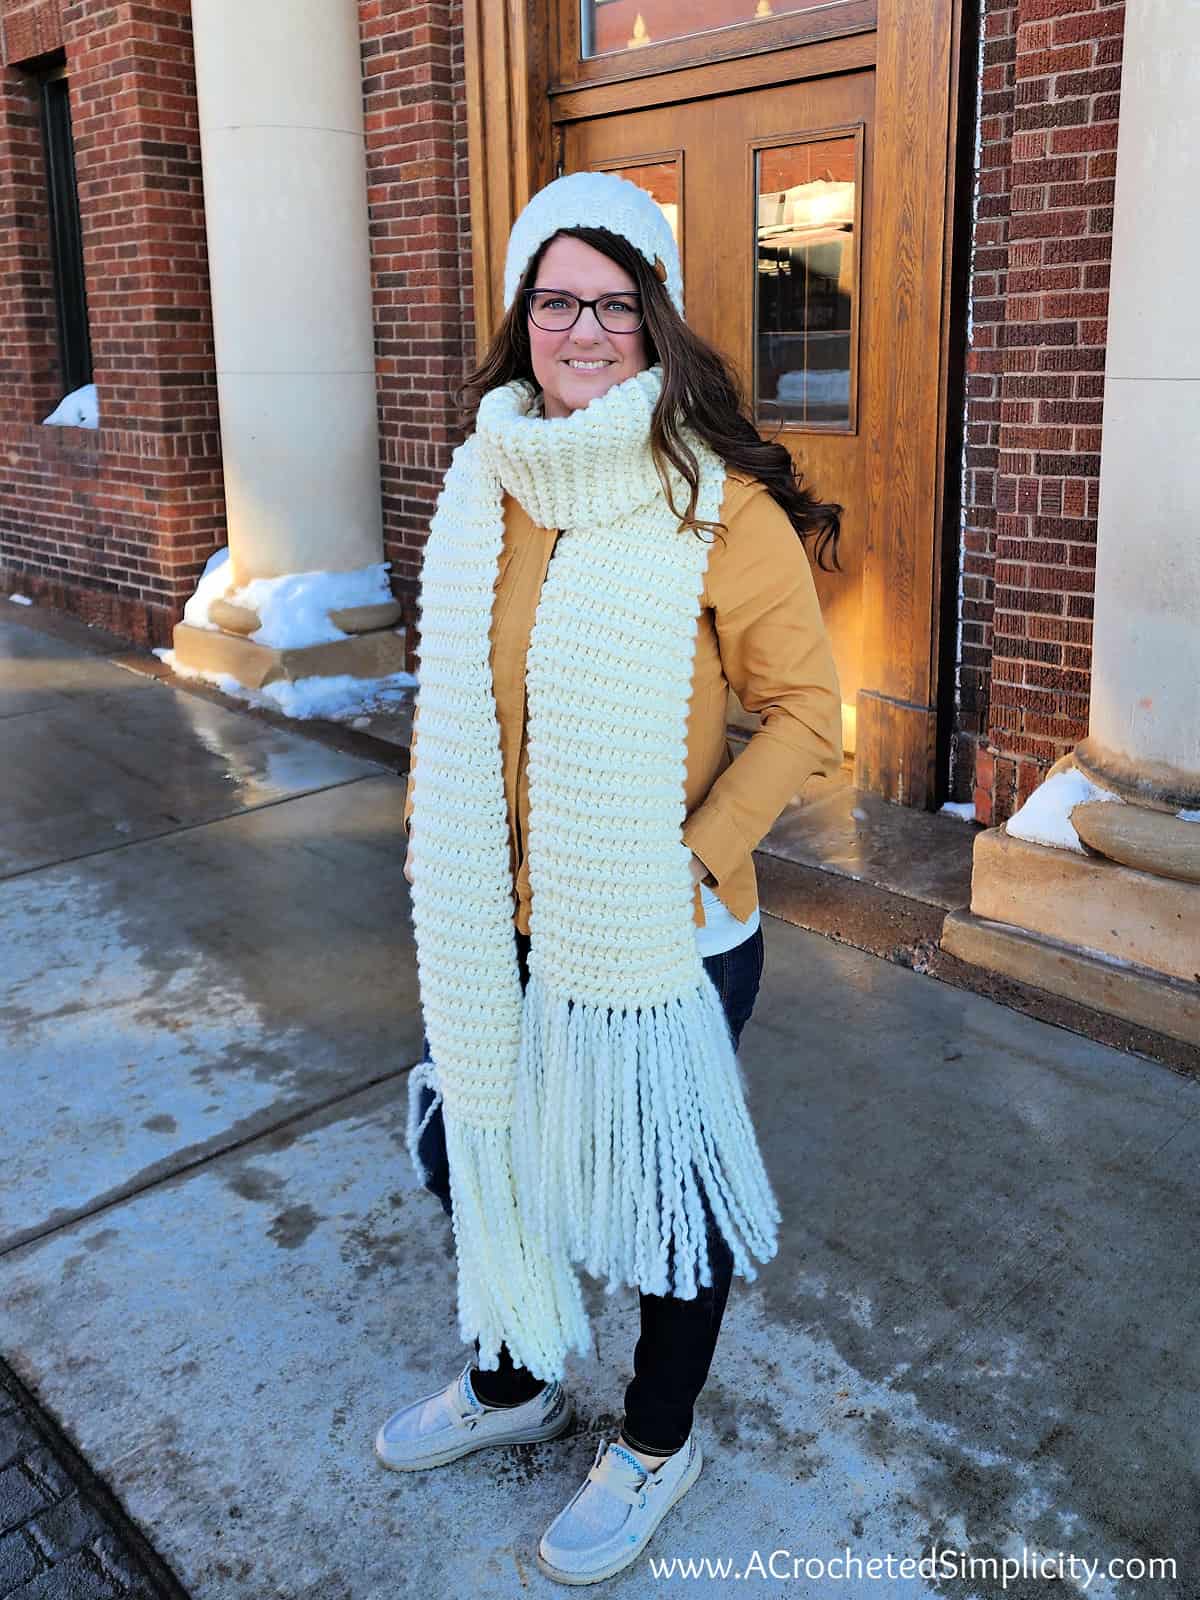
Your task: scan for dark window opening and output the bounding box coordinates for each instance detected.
[39,68,93,396]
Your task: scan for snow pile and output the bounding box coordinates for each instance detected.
[939,800,977,822]
[42,383,99,428]
[180,552,398,652]
[182,547,232,632]
[1179,809,1200,823]
[167,553,411,719]
[155,648,415,724]
[226,563,396,649]
[257,671,415,720]
[7,594,33,606]
[1005,767,1123,853]
[153,653,242,699]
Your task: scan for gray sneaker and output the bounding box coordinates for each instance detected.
[374,1360,573,1471]
[537,1433,703,1585]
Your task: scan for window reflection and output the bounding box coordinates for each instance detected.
[593,159,680,249]
[755,136,857,430]
[581,0,854,59]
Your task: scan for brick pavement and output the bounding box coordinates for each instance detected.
[0,1364,186,1600]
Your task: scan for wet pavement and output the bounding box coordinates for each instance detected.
[1,601,1197,1600]
[1,621,369,879]
[764,783,978,910]
[2,777,418,1254]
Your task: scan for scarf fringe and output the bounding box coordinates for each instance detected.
[404,1057,443,1191]
[405,1057,594,1381]
[404,959,781,1382]
[512,969,781,1303]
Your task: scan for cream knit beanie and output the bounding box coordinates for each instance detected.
[502,170,684,317]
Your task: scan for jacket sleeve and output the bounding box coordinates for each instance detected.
[681,485,843,886]
[402,700,418,836]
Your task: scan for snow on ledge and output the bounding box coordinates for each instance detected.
[180,550,397,651]
[939,800,977,822]
[182,547,231,632]
[1005,767,1123,853]
[154,647,415,723]
[7,594,33,606]
[42,383,99,428]
[230,563,396,649]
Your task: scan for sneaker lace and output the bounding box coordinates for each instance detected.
[446,1372,483,1430]
[586,1441,651,1509]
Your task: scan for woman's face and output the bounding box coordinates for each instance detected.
[526,234,650,419]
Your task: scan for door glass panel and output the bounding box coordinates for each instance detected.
[591,158,680,247]
[582,0,857,59]
[754,135,857,431]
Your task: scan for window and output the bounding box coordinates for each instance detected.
[588,154,682,266]
[753,131,860,431]
[580,0,861,60]
[39,65,93,396]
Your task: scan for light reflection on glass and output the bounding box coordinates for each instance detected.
[594,159,680,247]
[755,136,856,429]
[581,0,855,59]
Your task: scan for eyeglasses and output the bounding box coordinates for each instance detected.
[524,288,645,334]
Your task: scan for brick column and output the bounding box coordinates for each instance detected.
[361,0,472,598]
[944,0,1199,1043]
[959,0,1124,824]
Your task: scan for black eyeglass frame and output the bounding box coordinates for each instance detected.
[523,287,646,334]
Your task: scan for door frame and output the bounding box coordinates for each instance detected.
[461,0,967,809]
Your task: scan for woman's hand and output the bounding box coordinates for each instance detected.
[404,835,414,885]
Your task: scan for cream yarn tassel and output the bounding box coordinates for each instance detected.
[511,975,780,1301]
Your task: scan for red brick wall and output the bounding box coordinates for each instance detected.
[957,0,1124,824]
[1,0,474,649]
[0,0,224,647]
[360,0,473,603]
[3,0,1127,807]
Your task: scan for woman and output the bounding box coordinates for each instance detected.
[375,171,843,1585]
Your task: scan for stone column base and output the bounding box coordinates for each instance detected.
[941,828,1200,1045]
[942,911,1200,1047]
[171,620,409,691]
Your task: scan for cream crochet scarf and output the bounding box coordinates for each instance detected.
[405,364,780,1381]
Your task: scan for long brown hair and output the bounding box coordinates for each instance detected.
[459,225,842,571]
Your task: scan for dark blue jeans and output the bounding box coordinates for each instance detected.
[413,921,766,1455]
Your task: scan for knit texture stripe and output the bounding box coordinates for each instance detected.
[407,366,780,1380]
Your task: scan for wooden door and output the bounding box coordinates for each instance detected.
[463,0,965,806]
[566,72,872,760]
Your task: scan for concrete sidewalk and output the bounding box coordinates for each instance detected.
[1,601,1196,1600]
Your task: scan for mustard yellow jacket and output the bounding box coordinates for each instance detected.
[404,468,844,932]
